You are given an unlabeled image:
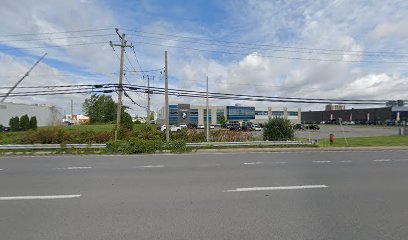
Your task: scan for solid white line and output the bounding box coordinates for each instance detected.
[339,160,352,163]
[244,162,264,165]
[224,185,328,192]
[373,159,391,162]
[312,161,331,163]
[271,161,287,164]
[53,166,92,170]
[0,194,81,200]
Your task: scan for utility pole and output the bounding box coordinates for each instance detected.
[1,53,47,102]
[165,51,170,142]
[110,28,133,141]
[206,76,210,142]
[147,75,151,124]
[70,99,73,116]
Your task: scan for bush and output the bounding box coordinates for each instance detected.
[9,116,20,132]
[29,116,38,130]
[20,114,30,131]
[167,140,189,153]
[120,111,133,131]
[170,129,205,142]
[106,139,164,154]
[263,118,294,141]
[211,129,253,142]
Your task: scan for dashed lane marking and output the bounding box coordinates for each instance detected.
[224,185,328,192]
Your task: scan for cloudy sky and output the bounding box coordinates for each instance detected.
[1,0,407,116]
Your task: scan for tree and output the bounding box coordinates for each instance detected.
[20,115,30,131]
[120,110,134,131]
[217,115,227,126]
[9,116,20,132]
[82,94,117,123]
[29,116,38,130]
[263,118,294,141]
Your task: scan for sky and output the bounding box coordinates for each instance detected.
[1,0,408,116]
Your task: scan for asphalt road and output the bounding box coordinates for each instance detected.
[1,150,408,240]
[295,125,399,139]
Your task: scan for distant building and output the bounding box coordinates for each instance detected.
[325,104,346,111]
[62,114,90,125]
[157,103,301,125]
[386,100,405,107]
[0,102,62,127]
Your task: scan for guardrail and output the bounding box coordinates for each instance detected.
[0,141,309,150]
[0,144,106,150]
[186,141,308,147]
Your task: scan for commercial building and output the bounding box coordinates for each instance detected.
[157,104,301,126]
[302,106,408,124]
[325,104,346,111]
[62,114,90,125]
[0,102,63,127]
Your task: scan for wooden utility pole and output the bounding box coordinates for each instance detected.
[110,28,133,141]
[147,75,151,124]
[206,76,210,142]
[165,51,169,142]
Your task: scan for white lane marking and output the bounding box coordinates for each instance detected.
[271,161,287,164]
[134,165,165,168]
[0,194,81,201]
[199,164,221,167]
[53,166,92,170]
[339,160,352,163]
[244,162,264,165]
[224,185,328,192]
[373,159,391,162]
[312,161,331,163]
[0,169,3,171]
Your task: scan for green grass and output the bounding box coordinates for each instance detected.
[318,135,408,147]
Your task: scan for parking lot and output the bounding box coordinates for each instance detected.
[296,125,399,139]
[250,125,400,140]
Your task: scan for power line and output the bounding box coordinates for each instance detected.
[0,41,110,51]
[130,40,408,64]
[0,28,113,38]
[0,33,115,43]
[128,33,408,58]
[124,28,408,56]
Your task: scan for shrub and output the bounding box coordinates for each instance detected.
[120,111,134,131]
[167,140,189,153]
[211,129,253,142]
[29,116,38,130]
[170,129,205,142]
[20,115,30,131]
[106,139,164,154]
[9,116,20,132]
[263,118,294,141]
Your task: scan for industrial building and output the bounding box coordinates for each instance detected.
[302,106,408,124]
[0,102,63,127]
[157,104,301,126]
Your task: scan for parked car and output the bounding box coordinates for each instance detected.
[229,125,241,131]
[305,124,320,130]
[160,125,181,132]
[197,125,205,129]
[210,125,215,129]
[252,124,262,131]
[293,124,305,130]
[179,124,187,129]
[188,123,197,129]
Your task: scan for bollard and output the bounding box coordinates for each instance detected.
[329,133,335,145]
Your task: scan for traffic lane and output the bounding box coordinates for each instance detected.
[1,164,408,240]
[1,150,408,172]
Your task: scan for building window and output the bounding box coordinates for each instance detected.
[204,109,212,123]
[272,111,284,117]
[255,111,268,116]
[216,109,224,124]
[288,111,298,116]
[227,106,255,121]
[190,109,198,124]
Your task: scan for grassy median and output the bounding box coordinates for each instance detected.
[318,135,408,147]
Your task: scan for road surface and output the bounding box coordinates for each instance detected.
[1,150,408,239]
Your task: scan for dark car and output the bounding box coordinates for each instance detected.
[305,124,320,130]
[188,123,197,129]
[293,124,305,130]
[229,125,241,131]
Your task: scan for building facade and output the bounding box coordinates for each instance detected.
[302,107,394,123]
[325,104,346,111]
[158,104,301,125]
[0,102,63,127]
